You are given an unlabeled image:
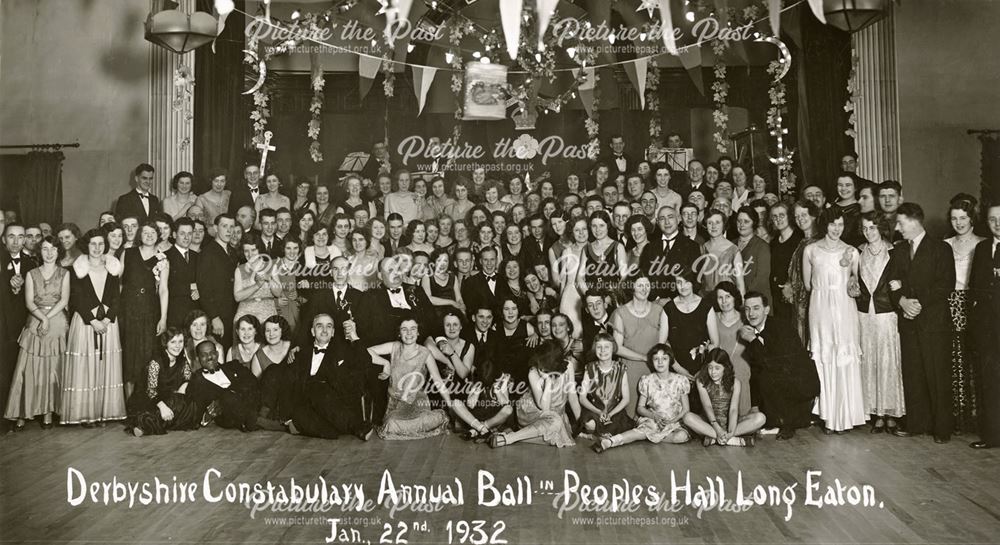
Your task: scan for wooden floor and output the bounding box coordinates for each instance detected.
[1,423,998,545]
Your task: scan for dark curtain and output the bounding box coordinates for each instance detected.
[194,0,248,194]
[789,5,852,195]
[20,151,65,225]
[0,151,63,225]
[978,134,1000,208]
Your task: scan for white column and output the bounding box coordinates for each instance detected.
[852,6,901,183]
[147,0,196,198]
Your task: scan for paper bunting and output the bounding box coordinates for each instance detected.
[358,55,382,100]
[768,0,781,37]
[536,0,559,49]
[500,0,524,60]
[576,67,596,117]
[658,0,677,55]
[806,0,826,23]
[411,65,437,116]
[623,58,649,110]
[678,45,704,95]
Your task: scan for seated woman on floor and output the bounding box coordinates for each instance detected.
[125,328,202,437]
[685,347,766,447]
[367,318,490,440]
[460,358,514,442]
[592,343,691,453]
[489,340,581,448]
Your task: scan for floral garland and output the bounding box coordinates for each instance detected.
[646,58,661,141]
[844,49,859,139]
[711,38,730,154]
[381,52,396,98]
[585,70,601,160]
[172,64,195,151]
[447,20,472,166]
[308,73,325,163]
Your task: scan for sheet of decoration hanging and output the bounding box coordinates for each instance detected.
[236,0,804,161]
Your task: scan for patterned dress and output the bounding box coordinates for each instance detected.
[705,381,734,429]
[634,373,691,442]
[577,360,634,435]
[378,343,449,440]
[946,237,980,432]
[234,265,278,327]
[515,368,576,447]
[5,267,67,420]
[125,355,201,435]
[700,239,739,294]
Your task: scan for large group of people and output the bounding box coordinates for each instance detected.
[1,140,998,453]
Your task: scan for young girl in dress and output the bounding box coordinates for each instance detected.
[592,344,690,452]
[577,334,634,438]
[685,348,766,447]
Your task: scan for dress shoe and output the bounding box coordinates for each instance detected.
[889,428,912,437]
[355,424,374,442]
[934,435,950,444]
[969,440,992,449]
[776,428,795,440]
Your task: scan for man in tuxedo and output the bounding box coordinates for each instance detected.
[300,256,364,344]
[186,341,260,431]
[360,141,396,184]
[968,204,1000,449]
[165,218,200,328]
[356,255,434,424]
[235,206,259,240]
[739,292,819,440]
[612,203,632,247]
[639,205,703,301]
[275,208,293,241]
[197,214,238,351]
[888,203,956,443]
[461,246,502,320]
[2,224,37,424]
[285,314,372,440]
[22,226,42,259]
[674,159,707,201]
[600,183,620,210]
[601,134,632,177]
[228,164,262,216]
[581,290,614,360]
[113,163,161,223]
[257,208,282,258]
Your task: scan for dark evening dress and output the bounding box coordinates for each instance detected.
[663,297,713,376]
[584,241,622,300]
[125,355,201,435]
[120,247,161,385]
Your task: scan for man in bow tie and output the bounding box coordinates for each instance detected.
[356,256,434,424]
[461,246,502,320]
[186,341,260,432]
[281,314,372,440]
[228,164,263,216]
[2,223,37,421]
[600,134,632,178]
[113,163,161,223]
[639,205,703,301]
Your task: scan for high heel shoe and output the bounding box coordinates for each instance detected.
[870,419,885,434]
[13,420,26,432]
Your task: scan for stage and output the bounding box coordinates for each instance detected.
[1,424,997,544]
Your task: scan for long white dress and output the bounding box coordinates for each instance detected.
[806,243,867,431]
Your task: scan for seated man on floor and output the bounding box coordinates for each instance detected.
[187,341,260,432]
[287,313,373,440]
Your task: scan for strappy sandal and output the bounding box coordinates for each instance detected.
[488,432,507,449]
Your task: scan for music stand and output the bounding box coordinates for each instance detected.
[665,148,693,171]
[339,152,370,173]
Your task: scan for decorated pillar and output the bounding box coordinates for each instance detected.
[850,5,900,182]
[148,0,196,197]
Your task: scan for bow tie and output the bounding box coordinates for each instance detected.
[202,368,221,375]
[389,288,402,295]
[10,257,20,264]
[485,275,496,282]
[137,193,149,199]
[313,346,328,354]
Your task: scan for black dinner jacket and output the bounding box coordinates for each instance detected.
[743,316,820,399]
[969,239,1000,355]
[299,284,365,345]
[1,251,38,340]
[521,235,553,271]
[462,326,501,366]
[356,284,434,345]
[600,152,634,177]
[888,235,955,333]
[113,189,161,223]
[228,183,260,216]
[186,361,259,410]
[638,233,702,300]
[196,240,238,324]
[165,245,200,327]
[291,337,367,398]
[461,271,501,319]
